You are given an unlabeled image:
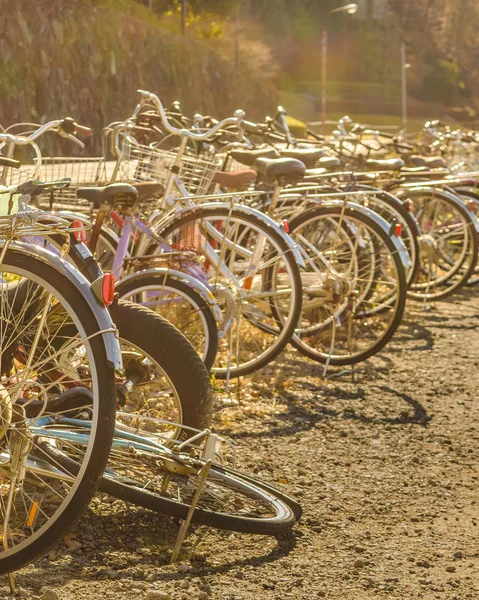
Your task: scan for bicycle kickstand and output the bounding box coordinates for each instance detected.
[170,459,213,563]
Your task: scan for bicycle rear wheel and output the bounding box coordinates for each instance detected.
[116,274,219,371]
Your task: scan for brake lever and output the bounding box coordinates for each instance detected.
[58,130,85,149]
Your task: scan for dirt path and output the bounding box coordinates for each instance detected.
[8,293,479,600]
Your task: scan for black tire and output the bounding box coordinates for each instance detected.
[39,442,298,535]
[0,249,116,574]
[46,235,213,429]
[110,301,213,431]
[116,274,219,371]
[288,204,408,365]
[155,205,303,378]
[351,185,421,289]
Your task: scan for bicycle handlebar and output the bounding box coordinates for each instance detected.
[0,118,90,149]
[135,90,245,141]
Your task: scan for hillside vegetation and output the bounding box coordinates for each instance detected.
[0,0,277,137]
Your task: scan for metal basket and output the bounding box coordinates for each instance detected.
[118,139,220,196]
[7,157,108,213]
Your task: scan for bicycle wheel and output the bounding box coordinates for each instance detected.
[352,185,421,289]
[44,235,214,431]
[288,203,408,365]
[39,419,298,535]
[153,205,302,378]
[116,274,219,371]
[110,301,213,432]
[0,248,116,574]
[400,187,479,299]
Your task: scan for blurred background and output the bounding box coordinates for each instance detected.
[2,0,477,135]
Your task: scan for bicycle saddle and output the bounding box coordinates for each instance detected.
[279,148,325,168]
[77,183,137,208]
[230,148,279,166]
[366,158,405,171]
[410,155,448,169]
[132,181,165,199]
[254,157,306,184]
[212,170,257,188]
[318,156,341,170]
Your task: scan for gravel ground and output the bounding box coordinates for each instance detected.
[5,293,479,600]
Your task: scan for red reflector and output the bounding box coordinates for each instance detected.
[469,201,476,213]
[395,224,402,237]
[72,220,86,243]
[283,219,289,233]
[102,274,115,306]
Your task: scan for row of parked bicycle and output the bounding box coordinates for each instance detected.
[0,89,478,579]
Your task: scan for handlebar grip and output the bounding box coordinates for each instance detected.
[74,123,93,137]
[0,156,20,169]
[60,117,93,137]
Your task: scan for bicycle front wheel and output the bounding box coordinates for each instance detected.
[288,203,408,365]
[154,205,303,378]
[0,248,116,574]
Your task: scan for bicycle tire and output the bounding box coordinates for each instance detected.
[0,249,116,574]
[40,443,298,535]
[400,187,479,299]
[154,205,303,378]
[288,203,407,365]
[116,274,219,371]
[109,301,213,430]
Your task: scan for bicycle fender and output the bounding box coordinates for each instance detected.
[322,200,412,271]
[156,202,306,269]
[6,241,122,371]
[116,267,224,323]
[396,186,479,234]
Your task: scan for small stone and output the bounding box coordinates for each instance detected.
[416,560,431,568]
[453,551,463,559]
[354,560,365,569]
[146,574,156,582]
[41,591,60,600]
[198,593,209,600]
[131,583,148,591]
[177,563,192,574]
[179,581,189,590]
[446,566,456,573]
[145,592,172,600]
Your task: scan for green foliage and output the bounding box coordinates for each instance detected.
[422,59,459,105]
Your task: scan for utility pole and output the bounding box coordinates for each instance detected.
[400,42,410,132]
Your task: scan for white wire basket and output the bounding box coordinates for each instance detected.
[7,157,108,212]
[118,139,220,196]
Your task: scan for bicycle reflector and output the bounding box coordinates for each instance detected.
[91,274,115,306]
[72,219,86,243]
[390,223,402,237]
[102,274,115,305]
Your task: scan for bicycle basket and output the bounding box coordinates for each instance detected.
[7,157,107,213]
[119,139,220,196]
